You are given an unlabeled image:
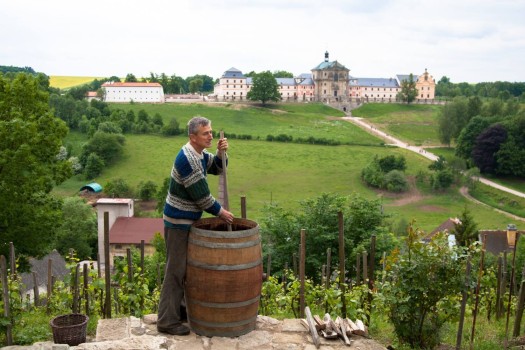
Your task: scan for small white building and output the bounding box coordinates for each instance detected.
[101,82,165,103]
[95,198,134,266]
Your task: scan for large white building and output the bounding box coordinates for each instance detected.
[213,52,435,103]
[101,82,165,103]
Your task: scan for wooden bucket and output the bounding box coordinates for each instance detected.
[185,217,262,337]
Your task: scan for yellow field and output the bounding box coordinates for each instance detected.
[49,76,106,89]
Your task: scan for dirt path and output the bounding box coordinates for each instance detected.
[459,186,525,222]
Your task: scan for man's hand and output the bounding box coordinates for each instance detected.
[217,138,228,154]
[219,208,234,225]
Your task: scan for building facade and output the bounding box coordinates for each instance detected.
[101,82,165,103]
[213,52,436,103]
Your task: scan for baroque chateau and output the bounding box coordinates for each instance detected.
[98,52,435,103]
[213,51,436,103]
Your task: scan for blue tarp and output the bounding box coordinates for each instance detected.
[80,182,103,193]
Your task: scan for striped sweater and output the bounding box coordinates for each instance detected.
[163,142,226,226]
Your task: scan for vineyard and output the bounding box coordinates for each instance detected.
[2,215,525,349]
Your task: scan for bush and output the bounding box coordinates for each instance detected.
[105,178,134,198]
[384,170,409,192]
[138,180,158,201]
[382,222,465,349]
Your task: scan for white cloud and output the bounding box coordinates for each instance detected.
[0,0,524,82]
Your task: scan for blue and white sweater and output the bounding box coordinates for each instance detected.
[163,142,226,227]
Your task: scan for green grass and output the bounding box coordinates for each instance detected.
[114,102,382,145]
[58,133,514,234]
[351,103,442,146]
[470,182,525,218]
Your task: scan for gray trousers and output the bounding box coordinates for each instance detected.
[157,226,189,329]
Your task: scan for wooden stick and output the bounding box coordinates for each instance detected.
[305,306,321,348]
[219,130,231,231]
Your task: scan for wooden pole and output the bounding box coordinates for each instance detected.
[470,234,486,350]
[456,257,471,350]
[367,235,376,326]
[496,255,503,319]
[32,272,39,306]
[1,255,13,345]
[83,263,90,316]
[219,130,232,231]
[9,242,16,278]
[299,229,306,318]
[72,263,80,313]
[513,280,525,337]
[266,253,271,278]
[140,240,145,275]
[356,252,361,285]
[505,233,520,348]
[325,248,332,289]
[338,211,347,318]
[127,248,133,282]
[241,196,247,219]
[104,211,112,319]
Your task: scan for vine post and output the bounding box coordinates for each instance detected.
[338,211,346,318]
[299,229,306,318]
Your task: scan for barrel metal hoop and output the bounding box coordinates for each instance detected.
[189,237,261,249]
[190,315,257,328]
[188,295,260,309]
[191,228,260,239]
[187,258,262,271]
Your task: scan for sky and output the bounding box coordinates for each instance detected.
[1,0,525,83]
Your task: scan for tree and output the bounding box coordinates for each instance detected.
[55,197,97,259]
[454,206,478,247]
[79,131,125,168]
[397,74,418,103]
[246,71,281,105]
[84,152,105,179]
[189,79,203,93]
[0,72,71,261]
[138,180,158,201]
[105,178,134,198]
[455,115,494,160]
[272,70,293,78]
[125,73,138,82]
[162,117,181,136]
[471,124,507,174]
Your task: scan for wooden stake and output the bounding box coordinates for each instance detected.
[219,130,231,231]
[338,211,347,318]
[299,229,306,318]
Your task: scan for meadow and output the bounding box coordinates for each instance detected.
[57,102,519,234]
[351,103,442,146]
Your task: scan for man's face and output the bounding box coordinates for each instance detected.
[190,124,213,153]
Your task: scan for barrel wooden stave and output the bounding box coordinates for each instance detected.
[185,217,262,337]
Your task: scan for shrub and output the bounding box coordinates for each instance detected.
[382,222,465,349]
[384,170,409,192]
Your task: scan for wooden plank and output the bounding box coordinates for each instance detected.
[305,306,321,349]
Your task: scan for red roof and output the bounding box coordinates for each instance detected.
[85,91,98,97]
[109,217,164,244]
[101,82,162,88]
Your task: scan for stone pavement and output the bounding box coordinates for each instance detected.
[1,315,388,350]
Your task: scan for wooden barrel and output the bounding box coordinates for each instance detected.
[185,217,262,337]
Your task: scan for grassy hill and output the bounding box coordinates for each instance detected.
[56,102,520,233]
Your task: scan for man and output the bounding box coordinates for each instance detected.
[157,116,234,335]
